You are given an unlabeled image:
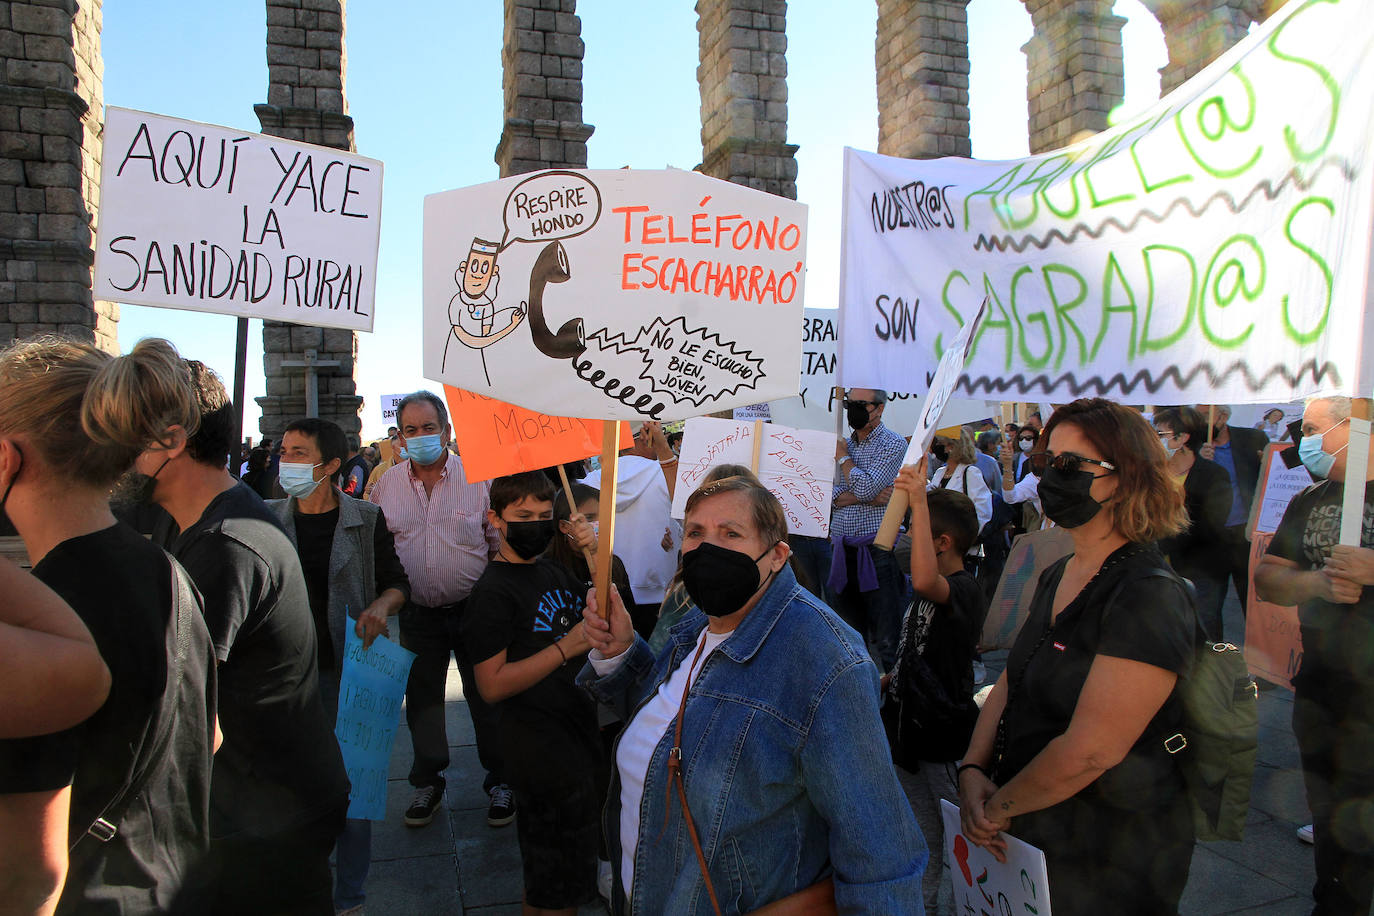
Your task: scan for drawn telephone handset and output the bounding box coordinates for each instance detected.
[525,240,586,359]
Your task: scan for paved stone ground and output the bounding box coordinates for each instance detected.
[363,593,1317,915]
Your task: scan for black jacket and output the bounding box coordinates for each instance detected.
[1161,455,1233,577]
[1222,424,1268,518]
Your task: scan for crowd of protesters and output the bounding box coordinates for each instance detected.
[1,335,1370,916]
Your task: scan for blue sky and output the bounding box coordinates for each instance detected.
[101,1,1166,440]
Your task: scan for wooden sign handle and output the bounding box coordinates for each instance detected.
[1207,405,1216,447]
[557,464,596,573]
[874,488,908,550]
[750,419,764,473]
[1340,398,1372,546]
[593,422,620,621]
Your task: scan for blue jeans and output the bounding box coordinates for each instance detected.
[831,543,905,670]
[334,817,371,910]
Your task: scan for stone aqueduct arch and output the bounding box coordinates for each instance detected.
[0,0,1274,441]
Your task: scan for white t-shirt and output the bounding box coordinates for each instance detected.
[590,627,732,901]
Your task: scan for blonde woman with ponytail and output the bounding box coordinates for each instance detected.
[926,426,993,557]
[0,336,217,915]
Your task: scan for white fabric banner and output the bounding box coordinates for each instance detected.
[423,169,807,420]
[670,417,834,538]
[94,107,382,331]
[841,0,1374,404]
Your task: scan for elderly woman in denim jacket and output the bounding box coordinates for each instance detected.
[579,473,926,915]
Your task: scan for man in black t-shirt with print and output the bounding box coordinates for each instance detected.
[465,471,601,913]
[137,362,349,915]
[1257,395,1374,916]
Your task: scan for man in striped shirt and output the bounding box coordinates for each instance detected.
[371,392,509,830]
[829,388,908,669]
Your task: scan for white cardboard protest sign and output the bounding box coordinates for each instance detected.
[422,169,807,421]
[841,0,1374,405]
[1253,444,1314,535]
[670,417,834,538]
[941,800,1052,916]
[94,107,382,331]
[767,308,996,434]
[902,297,991,464]
[379,393,407,428]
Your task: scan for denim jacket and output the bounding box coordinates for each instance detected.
[578,565,927,915]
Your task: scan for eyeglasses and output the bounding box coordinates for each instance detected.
[844,399,875,409]
[1027,450,1117,477]
[1017,437,1035,444]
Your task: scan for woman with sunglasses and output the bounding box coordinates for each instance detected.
[958,398,1198,916]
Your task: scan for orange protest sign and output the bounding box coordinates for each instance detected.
[443,385,631,483]
[1245,531,1303,689]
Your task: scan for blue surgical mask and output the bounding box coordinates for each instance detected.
[1299,419,1348,479]
[406,434,445,466]
[397,445,409,461]
[279,461,323,498]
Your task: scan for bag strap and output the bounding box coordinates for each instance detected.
[70,557,196,852]
[662,635,723,916]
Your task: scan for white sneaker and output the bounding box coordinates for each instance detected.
[597,858,613,902]
[1297,823,1314,844]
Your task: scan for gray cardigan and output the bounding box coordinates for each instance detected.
[268,490,401,670]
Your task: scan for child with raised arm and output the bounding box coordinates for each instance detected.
[464,471,600,916]
[885,457,988,915]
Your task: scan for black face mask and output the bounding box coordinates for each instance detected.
[110,456,170,509]
[932,443,949,462]
[681,541,775,618]
[846,403,871,431]
[1038,465,1105,529]
[503,518,557,560]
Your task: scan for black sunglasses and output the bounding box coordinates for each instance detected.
[844,399,876,409]
[1027,450,1117,476]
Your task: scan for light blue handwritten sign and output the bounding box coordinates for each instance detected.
[336,627,415,820]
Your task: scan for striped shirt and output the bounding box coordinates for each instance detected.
[371,453,499,607]
[831,422,907,539]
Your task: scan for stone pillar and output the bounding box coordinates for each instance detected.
[1142,0,1260,96]
[1021,0,1126,154]
[875,0,971,159]
[695,0,798,199]
[494,0,594,178]
[0,0,115,351]
[253,0,361,443]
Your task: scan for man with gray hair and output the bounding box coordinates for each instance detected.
[974,428,1002,493]
[371,391,509,830]
[1256,395,1374,915]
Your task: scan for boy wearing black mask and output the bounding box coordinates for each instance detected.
[465,471,601,914]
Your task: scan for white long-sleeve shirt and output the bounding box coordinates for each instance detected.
[928,462,992,534]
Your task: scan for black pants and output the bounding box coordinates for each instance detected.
[1293,678,1374,915]
[204,804,346,916]
[399,600,503,792]
[1222,527,1252,616]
